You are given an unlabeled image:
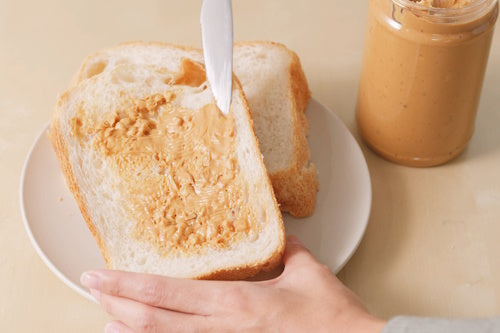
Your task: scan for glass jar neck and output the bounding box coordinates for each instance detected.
[369,0,499,44]
[393,0,498,23]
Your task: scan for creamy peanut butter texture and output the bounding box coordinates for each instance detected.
[71,60,256,255]
[411,0,474,8]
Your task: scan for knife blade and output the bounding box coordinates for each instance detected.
[200,0,233,115]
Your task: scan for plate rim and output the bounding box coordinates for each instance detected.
[19,123,96,302]
[310,98,372,273]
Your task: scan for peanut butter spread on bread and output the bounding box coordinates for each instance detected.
[172,58,206,87]
[70,64,257,256]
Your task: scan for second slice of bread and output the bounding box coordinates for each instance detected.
[234,42,318,217]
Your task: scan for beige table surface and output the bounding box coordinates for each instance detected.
[1,0,499,331]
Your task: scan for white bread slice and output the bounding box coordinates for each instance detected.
[72,41,318,217]
[50,50,285,279]
[234,42,317,217]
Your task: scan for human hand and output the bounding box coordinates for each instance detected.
[81,235,386,333]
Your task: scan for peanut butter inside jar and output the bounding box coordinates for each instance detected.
[356,0,499,167]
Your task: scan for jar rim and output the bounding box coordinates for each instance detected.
[392,0,498,20]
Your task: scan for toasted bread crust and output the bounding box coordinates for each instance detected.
[198,247,283,280]
[51,50,285,280]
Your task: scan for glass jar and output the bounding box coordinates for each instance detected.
[356,0,499,167]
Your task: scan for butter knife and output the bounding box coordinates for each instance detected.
[200,0,233,115]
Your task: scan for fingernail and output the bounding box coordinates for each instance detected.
[90,288,101,303]
[287,235,304,246]
[81,271,101,290]
[105,322,121,333]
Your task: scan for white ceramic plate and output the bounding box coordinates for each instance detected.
[20,98,371,301]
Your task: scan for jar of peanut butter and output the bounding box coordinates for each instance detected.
[356,0,499,167]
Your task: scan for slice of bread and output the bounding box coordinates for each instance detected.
[50,48,285,279]
[72,41,318,217]
[234,42,317,217]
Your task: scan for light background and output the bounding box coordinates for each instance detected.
[1,1,499,331]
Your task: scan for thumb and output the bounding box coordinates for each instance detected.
[282,235,318,271]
